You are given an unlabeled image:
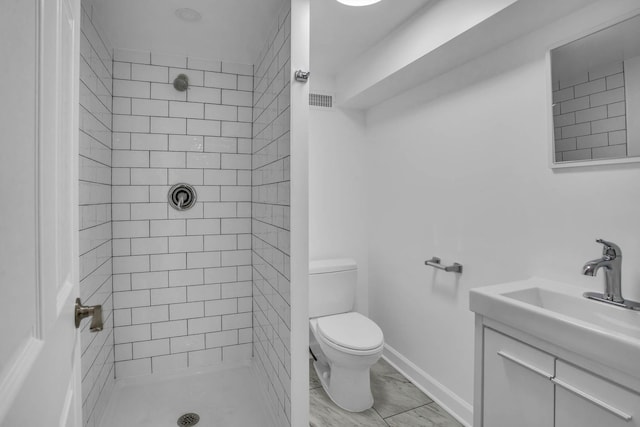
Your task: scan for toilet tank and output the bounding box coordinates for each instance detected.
[309,258,357,318]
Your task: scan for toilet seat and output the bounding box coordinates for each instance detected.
[316,312,384,355]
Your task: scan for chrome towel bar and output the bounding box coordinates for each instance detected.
[425,257,463,274]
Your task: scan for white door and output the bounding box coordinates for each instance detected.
[0,0,82,426]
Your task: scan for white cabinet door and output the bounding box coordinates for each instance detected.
[483,328,555,427]
[0,0,82,425]
[555,361,640,427]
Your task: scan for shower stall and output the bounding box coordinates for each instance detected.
[0,0,308,425]
[78,0,309,425]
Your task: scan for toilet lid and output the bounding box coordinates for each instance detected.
[317,312,384,351]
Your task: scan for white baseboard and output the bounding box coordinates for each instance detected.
[382,344,473,427]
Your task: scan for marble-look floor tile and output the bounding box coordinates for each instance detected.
[371,359,433,418]
[309,359,322,390]
[385,402,463,427]
[309,387,387,427]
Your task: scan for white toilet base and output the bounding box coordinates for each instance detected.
[314,359,374,412]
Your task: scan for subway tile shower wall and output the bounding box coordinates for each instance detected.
[553,61,627,161]
[111,48,254,377]
[251,2,292,425]
[79,1,115,426]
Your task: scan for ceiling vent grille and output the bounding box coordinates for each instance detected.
[309,93,333,109]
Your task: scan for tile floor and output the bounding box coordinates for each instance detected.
[309,358,463,427]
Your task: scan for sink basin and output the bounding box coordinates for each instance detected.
[470,278,640,378]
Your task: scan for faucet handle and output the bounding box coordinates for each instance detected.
[596,239,622,258]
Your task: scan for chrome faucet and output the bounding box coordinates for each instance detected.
[582,239,640,310]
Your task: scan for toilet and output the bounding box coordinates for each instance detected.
[308,258,384,412]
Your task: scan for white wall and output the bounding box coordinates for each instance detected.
[309,74,369,314]
[362,0,640,424]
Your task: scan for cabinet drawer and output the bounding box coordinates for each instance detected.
[555,360,640,426]
[486,328,555,378]
[483,328,555,427]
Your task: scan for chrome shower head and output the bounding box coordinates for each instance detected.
[173,74,189,91]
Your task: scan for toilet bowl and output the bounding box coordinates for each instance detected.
[309,259,384,412]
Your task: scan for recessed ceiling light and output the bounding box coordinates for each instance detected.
[175,8,202,22]
[336,0,382,5]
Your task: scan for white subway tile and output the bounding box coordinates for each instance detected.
[237,266,251,281]
[114,343,132,361]
[187,57,221,72]
[150,219,186,236]
[205,104,237,121]
[609,130,627,145]
[221,122,252,138]
[589,61,623,80]
[221,187,251,202]
[170,302,204,320]
[221,154,251,169]
[188,317,222,335]
[203,203,237,219]
[186,283,221,302]
[574,78,605,97]
[150,253,187,271]
[238,327,252,343]
[112,132,131,150]
[221,281,252,298]
[168,169,203,185]
[113,274,132,292]
[204,72,237,89]
[114,48,150,64]
[187,219,221,235]
[151,117,187,134]
[237,76,253,91]
[170,101,204,119]
[221,250,251,266]
[559,72,588,89]
[187,87,221,104]
[205,137,237,153]
[151,320,187,339]
[238,297,252,313]
[113,151,150,168]
[113,62,131,79]
[169,135,204,152]
[187,251,222,269]
[237,172,251,186]
[576,133,608,149]
[151,82,187,101]
[170,334,205,353]
[113,220,149,238]
[131,203,168,220]
[205,330,238,348]
[205,299,237,316]
[150,151,186,168]
[193,186,220,202]
[561,123,591,139]
[607,101,626,118]
[591,116,625,134]
[113,115,150,133]
[152,53,187,68]
[204,171,236,186]
[114,309,132,327]
[114,324,150,344]
[186,153,221,169]
[131,64,168,83]
[113,80,150,98]
[131,271,169,289]
[130,168,167,185]
[169,269,204,287]
[116,358,151,377]
[151,288,187,306]
[188,348,222,368]
[133,339,170,358]
[562,149,592,161]
[114,289,151,310]
[560,96,589,114]
[574,106,606,124]
[187,119,221,136]
[606,73,624,90]
[592,144,627,159]
[132,305,169,324]
[590,87,625,107]
[112,239,131,256]
[168,236,204,253]
[131,99,169,117]
[238,107,252,123]
[204,267,237,283]
[113,97,131,114]
[205,235,238,252]
[222,312,251,330]
[222,90,252,107]
[152,353,188,374]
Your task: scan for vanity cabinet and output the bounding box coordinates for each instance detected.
[479,327,640,427]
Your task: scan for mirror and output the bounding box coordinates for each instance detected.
[550,14,640,166]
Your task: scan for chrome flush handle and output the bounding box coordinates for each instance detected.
[74,298,103,332]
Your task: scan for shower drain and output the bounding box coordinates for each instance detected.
[177,413,200,426]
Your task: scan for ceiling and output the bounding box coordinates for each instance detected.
[91,0,283,65]
[310,0,433,76]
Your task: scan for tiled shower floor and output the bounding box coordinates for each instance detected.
[309,358,463,427]
[99,363,272,427]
